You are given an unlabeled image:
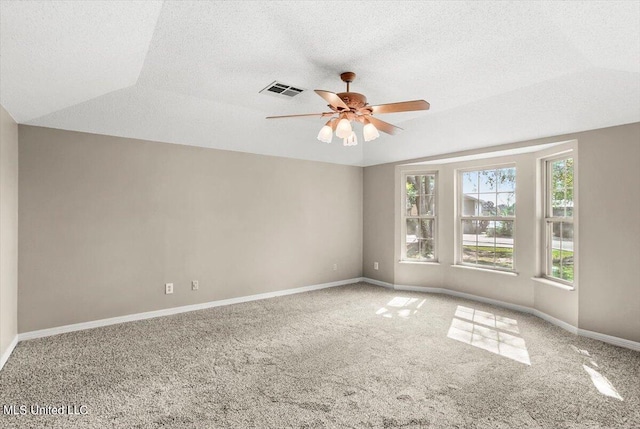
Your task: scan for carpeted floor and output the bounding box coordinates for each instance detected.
[1,282,639,428]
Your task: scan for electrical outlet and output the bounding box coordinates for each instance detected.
[374,262,379,270]
[165,283,174,294]
[192,280,199,291]
[332,263,338,271]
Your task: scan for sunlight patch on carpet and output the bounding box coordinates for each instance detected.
[583,365,623,400]
[447,306,531,365]
[570,345,624,401]
[376,297,426,319]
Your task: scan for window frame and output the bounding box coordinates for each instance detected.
[542,154,575,286]
[456,163,517,273]
[400,171,438,263]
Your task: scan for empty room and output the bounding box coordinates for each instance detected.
[1,1,639,428]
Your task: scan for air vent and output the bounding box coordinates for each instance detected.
[260,81,305,98]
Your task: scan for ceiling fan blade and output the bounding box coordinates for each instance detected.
[365,115,403,135]
[369,100,430,114]
[266,112,335,119]
[314,90,349,110]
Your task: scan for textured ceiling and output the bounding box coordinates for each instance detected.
[1,1,638,166]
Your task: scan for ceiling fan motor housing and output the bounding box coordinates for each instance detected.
[337,71,368,110]
[337,92,368,110]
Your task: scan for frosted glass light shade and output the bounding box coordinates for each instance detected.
[363,122,380,142]
[317,125,333,143]
[343,131,358,146]
[335,118,353,138]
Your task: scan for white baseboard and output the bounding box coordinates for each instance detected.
[362,277,394,289]
[365,278,640,352]
[532,309,579,335]
[0,335,18,371]
[578,328,640,352]
[395,283,533,315]
[18,277,364,342]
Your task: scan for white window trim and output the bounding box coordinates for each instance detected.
[456,163,517,273]
[541,153,576,287]
[400,171,438,263]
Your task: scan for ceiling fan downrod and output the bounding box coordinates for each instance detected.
[340,71,356,92]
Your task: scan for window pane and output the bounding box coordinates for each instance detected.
[462,220,478,264]
[476,220,495,267]
[406,176,418,216]
[497,192,516,216]
[497,168,516,191]
[417,219,434,239]
[550,158,574,219]
[479,193,497,216]
[551,189,570,217]
[479,170,497,192]
[419,239,434,259]
[405,218,419,259]
[496,250,514,270]
[462,194,480,216]
[494,221,514,269]
[493,220,514,238]
[407,218,419,235]
[464,220,514,270]
[406,197,417,216]
[552,160,566,191]
[564,159,574,190]
[463,171,478,193]
[406,219,434,260]
[560,223,574,281]
[549,221,574,281]
[477,246,496,267]
[406,175,435,217]
[417,194,435,216]
[425,175,435,194]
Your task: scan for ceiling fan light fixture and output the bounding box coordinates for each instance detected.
[363,122,380,142]
[317,125,333,143]
[335,118,352,139]
[343,131,358,147]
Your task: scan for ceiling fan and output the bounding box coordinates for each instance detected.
[266,72,430,146]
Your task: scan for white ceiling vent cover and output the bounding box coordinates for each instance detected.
[260,81,305,98]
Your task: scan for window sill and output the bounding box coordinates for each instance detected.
[531,277,575,291]
[398,260,440,266]
[451,264,519,276]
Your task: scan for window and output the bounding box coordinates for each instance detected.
[459,166,516,271]
[544,157,574,283]
[401,173,436,261]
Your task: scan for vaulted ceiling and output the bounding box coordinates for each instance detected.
[1,1,638,166]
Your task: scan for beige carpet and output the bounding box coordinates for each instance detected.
[1,283,638,428]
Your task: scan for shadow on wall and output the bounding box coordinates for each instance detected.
[447,305,531,365]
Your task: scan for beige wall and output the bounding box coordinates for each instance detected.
[363,122,640,342]
[578,124,640,341]
[18,126,363,332]
[362,164,395,284]
[14,121,640,343]
[1,105,19,360]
